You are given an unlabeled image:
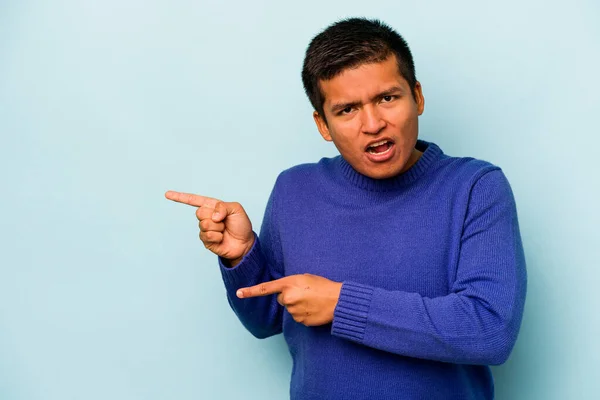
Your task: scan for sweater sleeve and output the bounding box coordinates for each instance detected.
[331,169,527,365]
[218,179,285,339]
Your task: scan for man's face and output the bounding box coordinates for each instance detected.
[313,55,425,180]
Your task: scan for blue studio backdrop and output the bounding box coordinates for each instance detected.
[1,1,599,399]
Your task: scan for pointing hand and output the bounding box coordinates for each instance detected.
[237,274,343,327]
[165,191,255,266]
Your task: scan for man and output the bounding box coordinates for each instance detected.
[166,17,527,400]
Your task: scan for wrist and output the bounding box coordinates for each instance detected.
[228,255,244,268]
[328,282,343,322]
[227,236,255,267]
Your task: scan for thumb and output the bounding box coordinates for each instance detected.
[211,201,230,222]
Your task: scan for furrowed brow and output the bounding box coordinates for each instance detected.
[330,86,406,114]
[330,101,361,114]
[371,86,404,102]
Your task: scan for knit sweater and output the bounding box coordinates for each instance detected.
[219,139,527,400]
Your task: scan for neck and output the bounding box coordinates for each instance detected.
[400,148,423,174]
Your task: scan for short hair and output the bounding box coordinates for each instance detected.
[301,17,417,122]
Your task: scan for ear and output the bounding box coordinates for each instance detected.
[313,111,332,142]
[414,81,425,116]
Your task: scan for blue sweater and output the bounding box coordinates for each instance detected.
[219,140,527,400]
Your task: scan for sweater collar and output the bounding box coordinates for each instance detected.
[335,140,443,192]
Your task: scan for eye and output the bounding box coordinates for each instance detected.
[381,95,395,103]
[340,106,354,115]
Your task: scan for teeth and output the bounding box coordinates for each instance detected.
[368,140,389,148]
[367,147,392,154]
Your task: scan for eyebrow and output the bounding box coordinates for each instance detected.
[329,85,405,114]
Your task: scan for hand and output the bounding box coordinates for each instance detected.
[165,190,255,266]
[237,274,343,327]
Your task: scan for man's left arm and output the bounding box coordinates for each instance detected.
[334,169,527,365]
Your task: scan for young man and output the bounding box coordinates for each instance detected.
[166,18,527,400]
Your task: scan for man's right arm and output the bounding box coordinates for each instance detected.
[165,179,285,339]
[218,185,285,338]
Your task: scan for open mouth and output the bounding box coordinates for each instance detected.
[366,139,394,155]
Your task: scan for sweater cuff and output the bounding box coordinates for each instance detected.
[331,281,374,343]
[219,233,264,288]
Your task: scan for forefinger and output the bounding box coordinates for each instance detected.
[237,278,289,298]
[165,191,219,208]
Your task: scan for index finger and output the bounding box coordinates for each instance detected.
[237,277,290,298]
[164,191,219,208]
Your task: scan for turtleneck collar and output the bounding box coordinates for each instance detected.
[334,140,443,192]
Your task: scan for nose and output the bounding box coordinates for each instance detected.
[360,105,386,135]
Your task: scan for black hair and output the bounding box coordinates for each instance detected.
[301,17,417,122]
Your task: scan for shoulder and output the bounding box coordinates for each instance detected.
[424,141,516,205]
[436,153,500,186]
[428,142,511,190]
[273,157,337,189]
[436,152,516,213]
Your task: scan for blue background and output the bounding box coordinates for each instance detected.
[1,1,598,399]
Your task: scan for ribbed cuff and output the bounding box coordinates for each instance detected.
[219,233,264,288]
[331,281,374,342]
